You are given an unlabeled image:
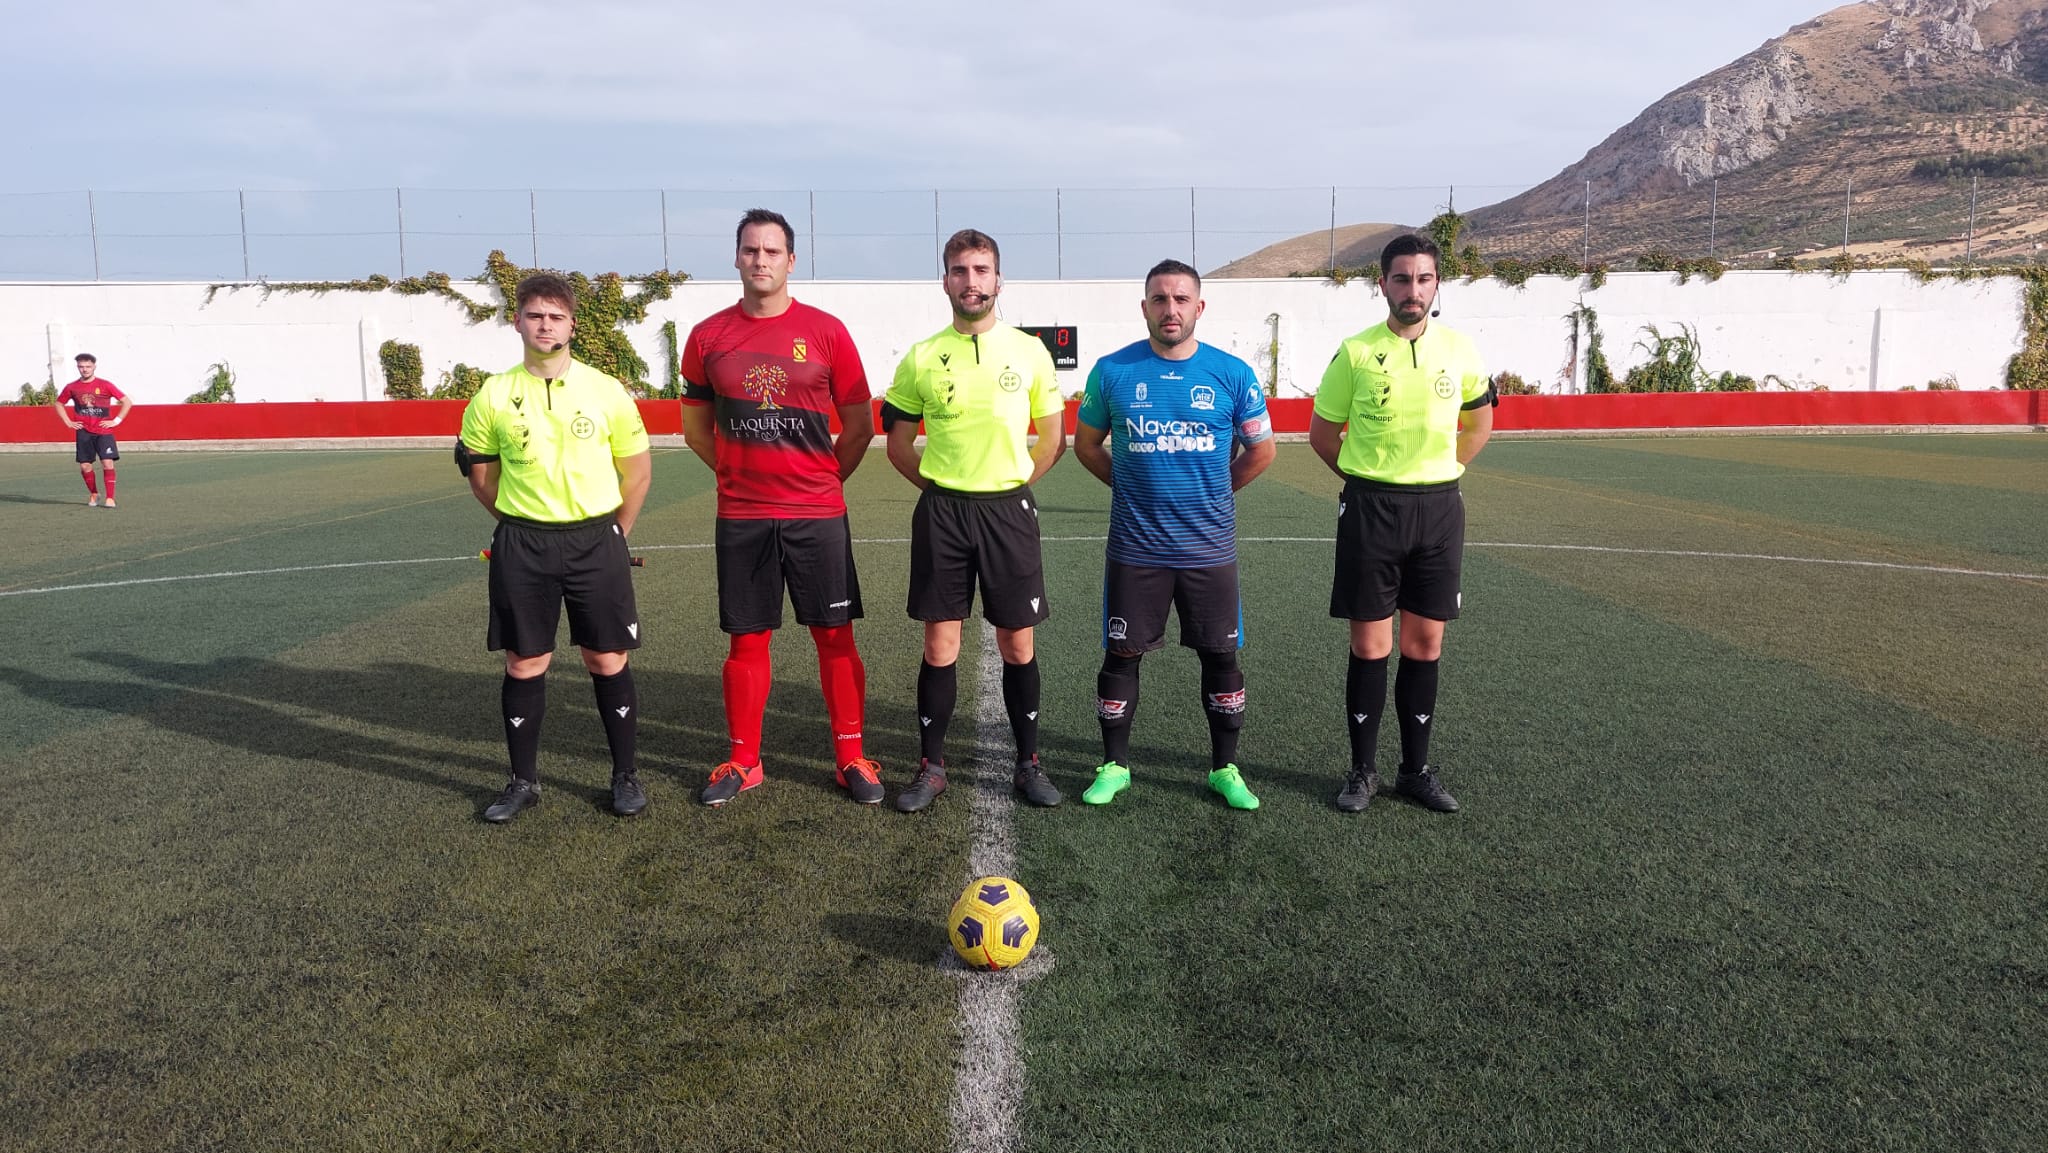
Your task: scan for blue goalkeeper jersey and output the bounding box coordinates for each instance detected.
[1077,340,1273,568]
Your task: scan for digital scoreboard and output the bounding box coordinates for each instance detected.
[1019,325,1078,371]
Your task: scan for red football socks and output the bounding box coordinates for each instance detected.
[810,625,867,765]
[722,631,772,767]
[102,468,116,502]
[82,471,98,496]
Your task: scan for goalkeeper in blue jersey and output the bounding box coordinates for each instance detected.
[1072,259,1277,809]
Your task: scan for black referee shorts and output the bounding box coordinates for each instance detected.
[714,515,863,634]
[1102,560,1242,653]
[1330,478,1465,623]
[908,484,1049,629]
[487,514,642,657]
[75,431,119,463]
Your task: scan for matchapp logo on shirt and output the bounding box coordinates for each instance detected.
[1078,341,1271,568]
[681,301,870,520]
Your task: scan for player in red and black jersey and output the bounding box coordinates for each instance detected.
[52,353,132,508]
[681,209,883,806]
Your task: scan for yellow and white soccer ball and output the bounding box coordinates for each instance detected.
[947,875,1040,971]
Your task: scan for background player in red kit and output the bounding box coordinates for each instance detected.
[52,353,132,507]
[681,209,883,805]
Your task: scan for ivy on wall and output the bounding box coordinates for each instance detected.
[211,252,690,398]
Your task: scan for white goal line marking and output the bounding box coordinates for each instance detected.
[5,538,2042,599]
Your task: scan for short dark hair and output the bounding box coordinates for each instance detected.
[74,353,96,364]
[1144,259,1200,293]
[736,208,796,253]
[942,229,1001,275]
[1380,233,1442,273]
[514,272,577,314]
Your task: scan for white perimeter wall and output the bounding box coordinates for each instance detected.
[0,270,2025,404]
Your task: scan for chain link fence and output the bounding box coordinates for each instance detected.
[1,180,2034,283]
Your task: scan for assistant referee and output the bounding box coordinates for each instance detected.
[1309,233,1495,815]
[459,272,654,823]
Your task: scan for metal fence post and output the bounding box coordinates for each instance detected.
[809,191,817,279]
[530,190,540,267]
[1966,175,1978,261]
[1329,186,1337,272]
[396,188,407,278]
[238,189,251,280]
[659,189,670,274]
[933,190,943,276]
[1582,179,1591,266]
[1189,186,1197,268]
[1842,177,1852,255]
[1708,178,1718,259]
[1056,188,1064,280]
[88,189,100,280]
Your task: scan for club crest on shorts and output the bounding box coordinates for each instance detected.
[1107,616,1129,641]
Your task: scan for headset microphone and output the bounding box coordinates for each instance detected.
[550,342,567,352]
[1431,290,1443,319]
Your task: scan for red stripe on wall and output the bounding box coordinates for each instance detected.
[1,392,2038,444]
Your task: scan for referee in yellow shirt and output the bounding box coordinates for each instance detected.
[458,272,654,823]
[882,229,1067,813]
[1309,234,1494,815]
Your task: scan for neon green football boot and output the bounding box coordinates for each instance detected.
[1207,764,1260,810]
[1082,762,1131,805]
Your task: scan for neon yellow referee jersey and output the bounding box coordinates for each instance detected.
[1313,321,1491,485]
[885,324,1064,491]
[459,360,649,522]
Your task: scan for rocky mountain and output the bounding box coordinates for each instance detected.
[1219,1,2048,274]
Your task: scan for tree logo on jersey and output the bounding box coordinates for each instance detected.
[742,363,791,410]
[792,337,808,363]
[998,369,1022,393]
[1434,373,1456,399]
[570,415,596,440]
[1189,385,1216,411]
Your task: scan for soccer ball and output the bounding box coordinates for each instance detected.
[948,875,1040,971]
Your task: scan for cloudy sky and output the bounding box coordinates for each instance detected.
[6,0,1840,278]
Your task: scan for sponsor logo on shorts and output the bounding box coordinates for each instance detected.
[1030,597,1042,612]
[829,599,852,609]
[1106,616,1129,641]
[1097,698,1131,720]
[1206,689,1247,715]
[1190,385,1216,411]
[615,706,632,718]
[627,623,639,639]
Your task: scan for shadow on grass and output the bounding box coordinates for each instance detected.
[823,912,946,965]
[2,650,936,815]
[0,493,88,507]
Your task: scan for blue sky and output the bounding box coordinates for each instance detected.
[6,0,1839,279]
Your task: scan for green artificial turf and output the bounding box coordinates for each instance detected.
[0,435,2042,1152]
